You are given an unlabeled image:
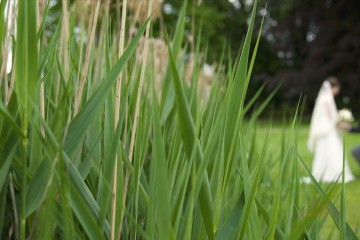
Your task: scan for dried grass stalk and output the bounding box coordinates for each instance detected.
[135,37,168,97]
[118,0,153,238]
[128,0,162,22]
[1,1,17,103]
[73,0,101,116]
[111,0,129,238]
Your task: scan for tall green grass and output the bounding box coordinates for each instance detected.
[0,0,358,239]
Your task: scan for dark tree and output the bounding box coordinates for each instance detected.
[255,0,360,116]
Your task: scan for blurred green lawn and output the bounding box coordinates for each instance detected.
[257,124,360,239]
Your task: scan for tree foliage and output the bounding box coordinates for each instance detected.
[162,0,255,62]
[254,0,360,115]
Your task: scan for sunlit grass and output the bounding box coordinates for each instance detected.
[256,123,360,239]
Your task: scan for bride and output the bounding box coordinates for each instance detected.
[307,77,355,183]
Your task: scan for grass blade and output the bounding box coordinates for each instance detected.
[216,193,245,239]
[168,44,214,239]
[160,0,187,114]
[15,2,38,239]
[25,158,52,217]
[68,181,104,240]
[0,138,17,191]
[15,0,38,122]
[146,91,173,239]
[238,126,268,239]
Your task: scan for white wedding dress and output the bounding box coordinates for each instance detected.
[307,81,355,183]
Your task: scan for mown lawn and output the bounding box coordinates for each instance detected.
[257,123,360,239]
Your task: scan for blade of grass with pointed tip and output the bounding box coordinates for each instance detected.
[228,0,257,110]
[222,0,257,173]
[231,14,268,237]
[284,131,300,237]
[243,84,265,115]
[242,6,265,105]
[68,180,104,240]
[267,100,301,240]
[210,6,262,235]
[160,0,187,116]
[237,127,268,239]
[168,45,214,239]
[249,84,280,123]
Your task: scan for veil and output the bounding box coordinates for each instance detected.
[307,81,338,151]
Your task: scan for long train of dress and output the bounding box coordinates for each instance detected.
[311,129,354,182]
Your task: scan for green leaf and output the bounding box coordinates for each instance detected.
[147,91,173,239]
[168,44,214,239]
[15,0,38,124]
[238,127,268,239]
[0,100,24,137]
[0,139,17,192]
[25,158,52,217]
[39,21,61,76]
[160,0,187,115]
[69,180,104,240]
[216,194,245,239]
[243,84,265,116]
[223,0,257,160]
[78,135,101,179]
